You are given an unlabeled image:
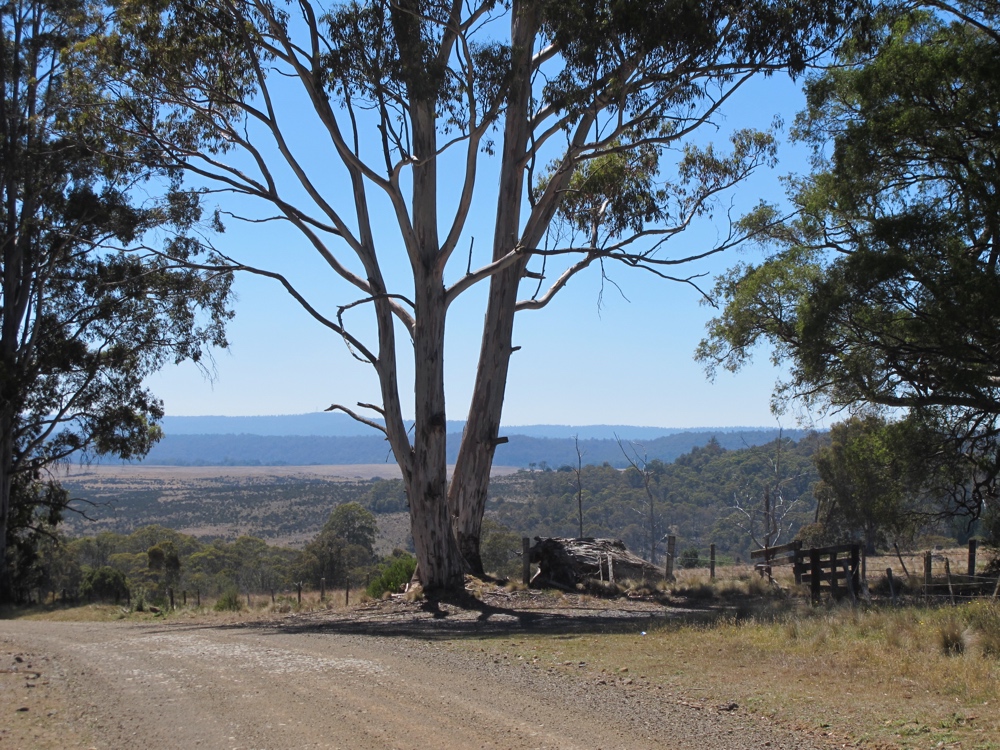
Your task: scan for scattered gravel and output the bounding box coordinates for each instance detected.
[1,594,848,749]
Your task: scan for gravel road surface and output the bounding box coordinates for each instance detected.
[1,603,840,750]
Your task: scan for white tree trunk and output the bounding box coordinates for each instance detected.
[449,0,538,574]
[402,98,465,592]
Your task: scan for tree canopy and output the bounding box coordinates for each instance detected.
[698,9,1000,522]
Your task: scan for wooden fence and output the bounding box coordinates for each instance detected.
[752,541,862,603]
[520,535,998,604]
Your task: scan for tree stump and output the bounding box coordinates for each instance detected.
[528,537,664,589]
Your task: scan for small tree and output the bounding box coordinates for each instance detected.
[813,417,917,555]
[81,566,129,603]
[297,504,378,589]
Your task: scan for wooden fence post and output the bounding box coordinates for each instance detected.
[924,551,933,601]
[810,550,821,604]
[845,561,857,604]
[182,589,187,606]
[830,551,839,598]
[345,587,350,606]
[886,568,897,605]
[709,543,716,581]
[296,582,302,604]
[168,587,174,610]
[320,577,326,601]
[945,559,956,605]
[969,539,978,578]
[665,535,676,581]
[793,541,803,584]
[522,538,531,585]
[850,545,861,596]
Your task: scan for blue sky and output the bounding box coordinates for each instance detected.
[144,70,824,431]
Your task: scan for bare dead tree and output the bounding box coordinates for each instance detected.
[730,430,804,552]
[574,435,585,539]
[617,436,663,565]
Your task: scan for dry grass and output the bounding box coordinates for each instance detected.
[467,600,1000,750]
[0,587,365,624]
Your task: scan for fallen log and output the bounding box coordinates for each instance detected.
[528,537,663,589]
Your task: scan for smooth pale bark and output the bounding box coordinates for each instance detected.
[449,2,539,575]
[400,98,465,591]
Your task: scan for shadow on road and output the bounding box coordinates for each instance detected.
[215,593,727,641]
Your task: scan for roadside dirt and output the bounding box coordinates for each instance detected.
[1,594,847,750]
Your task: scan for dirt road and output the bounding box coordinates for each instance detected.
[1,610,837,750]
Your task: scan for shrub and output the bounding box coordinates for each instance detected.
[366,553,417,598]
[80,566,129,603]
[214,588,244,612]
[679,548,701,569]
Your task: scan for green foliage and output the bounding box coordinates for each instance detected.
[81,566,129,603]
[366,553,417,599]
[679,548,701,569]
[698,10,1000,526]
[0,0,233,602]
[813,416,918,554]
[214,588,244,612]
[322,503,377,555]
[358,480,408,514]
[296,503,378,588]
[147,541,182,587]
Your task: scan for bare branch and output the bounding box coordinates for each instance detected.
[325,403,388,435]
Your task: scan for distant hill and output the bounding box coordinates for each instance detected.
[127,426,815,468]
[160,413,779,441]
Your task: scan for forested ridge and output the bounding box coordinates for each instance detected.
[106,428,812,468]
[491,434,827,563]
[63,435,822,554]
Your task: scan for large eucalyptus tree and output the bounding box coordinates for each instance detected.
[104,0,855,592]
